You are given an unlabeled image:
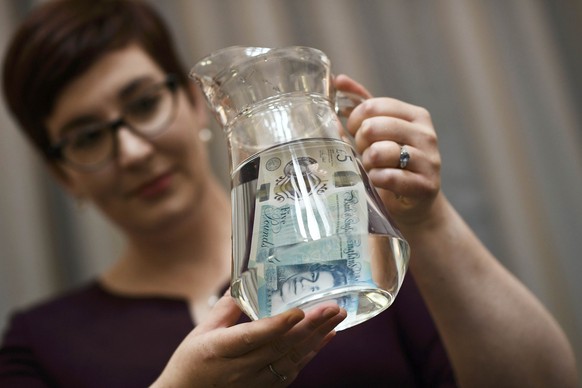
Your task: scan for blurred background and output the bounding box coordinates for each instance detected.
[1,0,581,374]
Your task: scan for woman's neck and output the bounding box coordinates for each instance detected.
[101,177,232,302]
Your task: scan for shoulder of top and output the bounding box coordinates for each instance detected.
[9,280,102,321]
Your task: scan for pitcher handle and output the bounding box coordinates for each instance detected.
[335,90,365,118]
[335,90,366,144]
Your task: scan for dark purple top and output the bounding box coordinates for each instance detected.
[0,275,456,387]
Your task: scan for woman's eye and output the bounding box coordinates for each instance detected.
[70,127,108,149]
[126,93,161,119]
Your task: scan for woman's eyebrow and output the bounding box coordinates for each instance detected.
[56,75,158,137]
[57,114,101,137]
[118,76,156,100]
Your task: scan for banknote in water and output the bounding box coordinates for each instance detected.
[247,141,375,317]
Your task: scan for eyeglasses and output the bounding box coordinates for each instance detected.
[48,74,179,172]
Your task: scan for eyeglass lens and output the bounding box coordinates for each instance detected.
[59,78,176,170]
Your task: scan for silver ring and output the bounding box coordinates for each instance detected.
[268,363,287,382]
[399,145,410,169]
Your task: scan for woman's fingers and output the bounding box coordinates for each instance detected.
[255,305,346,383]
[208,308,305,357]
[249,304,346,386]
[346,97,433,136]
[191,304,345,387]
[209,302,344,359]
[362,141,436,175]
[158,305,343,387]
[334,74,373,99]
[259,303,346,363]
[195,291,244,332]
[333,76,443,225]
[353,116,429,152]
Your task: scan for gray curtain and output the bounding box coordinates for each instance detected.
[1,0,581,373]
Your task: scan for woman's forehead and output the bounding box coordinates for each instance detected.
[61,46,163,103]
[46,46,164,134]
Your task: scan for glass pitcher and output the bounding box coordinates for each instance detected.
[190,46,409,331]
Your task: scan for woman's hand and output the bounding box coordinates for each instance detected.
[335,74,442,230]
[151,292,346,387]
[335,75,579,387]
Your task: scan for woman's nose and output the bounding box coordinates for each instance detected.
[116,127,155,167]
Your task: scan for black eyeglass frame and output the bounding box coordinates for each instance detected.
[47,74,179,172]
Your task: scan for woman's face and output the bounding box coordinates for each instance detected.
[46,45,209,235]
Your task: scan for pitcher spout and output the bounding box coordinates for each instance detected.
[189,46,274,127]
[189,46,346,171]
[190,46,332,128]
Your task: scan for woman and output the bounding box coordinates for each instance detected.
[1,1,345,386]
[1,1,577,387]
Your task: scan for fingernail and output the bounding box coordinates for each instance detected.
[286,308,304,325]
[331,308,347,324]
[322,306,340,320]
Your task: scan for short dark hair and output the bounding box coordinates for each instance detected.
[2,0,192,161]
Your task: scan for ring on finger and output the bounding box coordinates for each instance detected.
[399,145,410,169]
[268,363,288,383]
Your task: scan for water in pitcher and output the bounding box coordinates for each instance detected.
[191,46,411,330]
[230,138,409,331]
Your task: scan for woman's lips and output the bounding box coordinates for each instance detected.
[134,171,174,199]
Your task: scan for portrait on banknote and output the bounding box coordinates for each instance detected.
[266,260,355,315]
